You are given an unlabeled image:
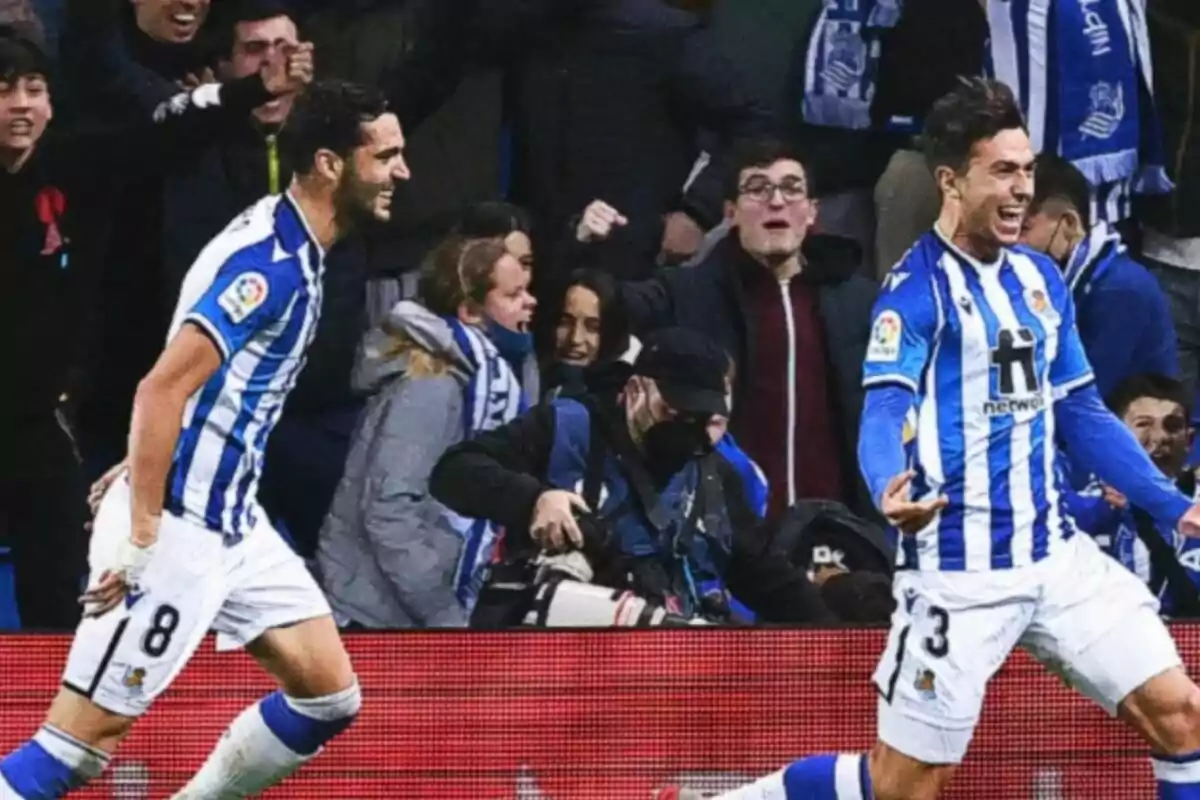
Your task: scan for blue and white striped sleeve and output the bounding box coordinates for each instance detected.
[862,267,938,393]
[1045,266,1095,397]
[186,253,302,361]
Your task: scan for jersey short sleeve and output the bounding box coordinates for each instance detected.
[863,265,939,393]
[185,254,302,361]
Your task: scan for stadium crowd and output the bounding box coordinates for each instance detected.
[2,0,1199,633]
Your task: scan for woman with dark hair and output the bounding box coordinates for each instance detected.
[540,268,634,400]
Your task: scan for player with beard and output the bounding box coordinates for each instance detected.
[0,80,409,799]
[660,78,1200,800]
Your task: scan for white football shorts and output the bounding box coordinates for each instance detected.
[61,477,331,717]
[873,532,1181,764]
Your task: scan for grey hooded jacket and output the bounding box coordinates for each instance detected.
[316,301,535,628]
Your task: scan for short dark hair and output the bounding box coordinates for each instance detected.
[0,25,50,85]
[283,80,389,174]
[921,77,1026,174]
[1106,373,1192,421]
[1030,152,1092,229]
[724,137,814,201]
[209,0,296,60]
[455,201,533,239]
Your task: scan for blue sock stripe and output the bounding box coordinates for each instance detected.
[783,754,839,800]
[1158,781,1200,799]
[859,753,873,800]
[1157,751,1200,765]
[0,741,82,799]
[259,691,355,757]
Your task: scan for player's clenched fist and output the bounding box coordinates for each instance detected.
[262,41,314,97]
[530,490,590,552]
[879,470,948,535]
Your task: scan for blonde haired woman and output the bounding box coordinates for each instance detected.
[317,235,537,628]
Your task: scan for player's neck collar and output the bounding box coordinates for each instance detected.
[932,223,1003,271]
[282,190,327,259]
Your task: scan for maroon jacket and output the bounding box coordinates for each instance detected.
[622,234,879,522]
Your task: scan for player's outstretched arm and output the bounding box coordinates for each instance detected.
[82,324,221,617]
[859,384,948,533]
[1056,383,1192,530]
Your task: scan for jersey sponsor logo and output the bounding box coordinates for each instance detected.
[867,310,902,362]
[985,327,1043,416]
[983,395,1046,416]
[218,272,269,324]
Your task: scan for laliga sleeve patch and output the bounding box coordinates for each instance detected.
[217,272,269,324]
[866,310,902,363]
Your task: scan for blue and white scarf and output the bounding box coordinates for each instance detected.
[802,0,905,130]
[1064,219,1125,299]
[1056,0,1141,184]
[987,0,1170,220]
[443,319,527,612]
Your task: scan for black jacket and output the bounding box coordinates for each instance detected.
[621,234,878,519]
[3,76,274,432]
[429,398,834,623]
[1135,0,1200,237]
[386,0,774,279]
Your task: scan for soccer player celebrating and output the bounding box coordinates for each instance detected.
[662,78,1200,800]
[0,79,410,798]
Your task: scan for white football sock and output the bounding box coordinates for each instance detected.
[169,703,311,800]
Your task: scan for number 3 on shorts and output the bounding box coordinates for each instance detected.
[924,605,950,658]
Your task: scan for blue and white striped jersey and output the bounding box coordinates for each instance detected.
[864,228,1094,571]
[164,193,324,543]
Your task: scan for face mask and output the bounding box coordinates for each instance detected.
[642,416,713,481]
[486,317,534,364]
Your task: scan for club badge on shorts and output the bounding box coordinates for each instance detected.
[218,272,269,324]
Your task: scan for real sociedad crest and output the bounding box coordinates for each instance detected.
[1079,81,1125,141]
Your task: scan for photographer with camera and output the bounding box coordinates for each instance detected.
[429,327,833,627]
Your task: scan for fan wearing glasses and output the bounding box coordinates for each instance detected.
[620,137,879,524]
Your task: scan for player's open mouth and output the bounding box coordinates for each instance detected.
[8,119,32,135]
[997,206,1024,224]
[763,220,790,231]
